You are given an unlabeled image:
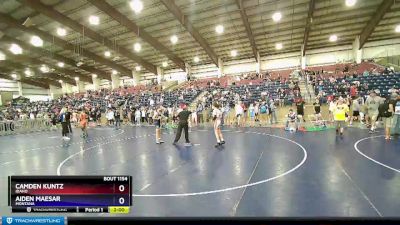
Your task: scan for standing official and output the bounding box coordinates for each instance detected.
[173,104,192,146]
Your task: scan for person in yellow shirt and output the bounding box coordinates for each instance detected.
[333,98,349,136]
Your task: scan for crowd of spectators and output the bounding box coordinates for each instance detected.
[0,86,201,125]
[1,62,399,136]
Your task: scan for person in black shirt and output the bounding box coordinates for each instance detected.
[295,98,305,122]
[65,106,72,134]
[313,98,321,114]
[173,105,192,146]
[312,98,325,126]
[59,108,70,140]
[115,107,121,130]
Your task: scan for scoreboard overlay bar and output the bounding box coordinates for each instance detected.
[8,176,132,213]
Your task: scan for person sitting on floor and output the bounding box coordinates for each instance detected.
[285,108,298,132]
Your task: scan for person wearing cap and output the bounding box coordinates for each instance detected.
[173,104,192,146]
[365,90,383,133]
[333,98,349,136]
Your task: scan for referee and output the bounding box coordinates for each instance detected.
[173,104,192,146]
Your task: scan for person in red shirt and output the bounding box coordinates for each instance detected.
[350,84,357,97]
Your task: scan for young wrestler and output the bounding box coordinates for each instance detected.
[212,102,225,147]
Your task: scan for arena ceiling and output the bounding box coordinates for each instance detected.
[0,0,399,88]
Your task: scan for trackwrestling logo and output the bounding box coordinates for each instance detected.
[2,217,64,225]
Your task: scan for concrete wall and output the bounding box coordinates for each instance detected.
[0,79,18,96]
[191,64,219,79]
[363,39,400,59]
[164,38,400,80]
[306,45,353,65]
[0,79,50,101]
[224,58,257,74]
[164,69,187,83]
[261,52,301,70]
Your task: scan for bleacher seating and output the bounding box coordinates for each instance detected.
[206,80,293,107]
[315,73,400,98]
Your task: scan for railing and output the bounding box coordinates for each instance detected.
[0,118,54,136]
[303,73,313,103]
[387,56,400,67]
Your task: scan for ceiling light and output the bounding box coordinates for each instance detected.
[89,15,100,25]
[345,0,357,7]
[395,24,400,33]
[230,50,237,57]
[40,65,49,73]
[57,28,66,36]
[135,66,141,71]
[112,70,118,75]
[57,62,64,68]
[194,56,200,63]
[216,25,224,34]
[92,74,98,78]
[9,44,22,55]
[104,51,111,57]
[11,74,18,79]
[275,43,283,50]
[59,80,63,83]
[24,69,32,77]
[134,42,141,52]
[329,34,338,42]
[162,62,168,67]
[0,51,5,60]
[75,77,79,81]
[170,35,178,44]
[129,0,143,14]
[30,35,43,47]
[272,12,282,22]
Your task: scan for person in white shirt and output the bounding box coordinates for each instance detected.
[135,109,141,126]
[191,108,198,126]
[141,108,146,124]
[212,102,225,147]
[106,108,114,126]
[149,98,155,107]
[235,102,244,127]
[328,100,336,122]
[350,96,361,125]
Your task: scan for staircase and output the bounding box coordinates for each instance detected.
[188,90,208,111]
[162,81,178,91]
[299,79,314,103]
[169,80,189,91]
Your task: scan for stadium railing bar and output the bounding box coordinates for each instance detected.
[0,119,53,136]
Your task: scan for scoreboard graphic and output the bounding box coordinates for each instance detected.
[8,176,132,214]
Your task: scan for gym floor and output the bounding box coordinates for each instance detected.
[0,125,399,217]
